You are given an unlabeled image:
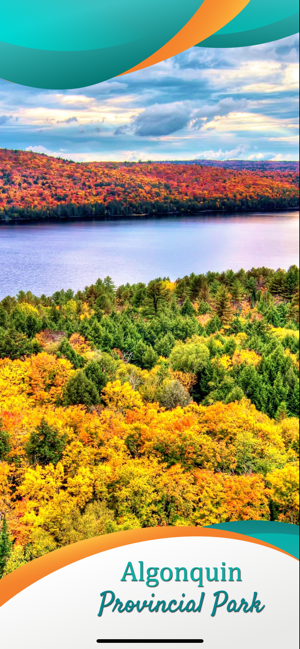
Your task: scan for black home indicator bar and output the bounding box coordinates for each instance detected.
[96,641,204,644]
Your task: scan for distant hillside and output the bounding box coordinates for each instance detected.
[0,149,298,221]
[168,160,300,173]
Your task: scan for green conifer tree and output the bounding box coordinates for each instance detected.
[288,380,300,417]
[275,402,289,422]
[63,371,100,407]
[141,345,158,370]
[269,372,289,418]
[84,360,108,393]
[88,321,104,347]
[181,298,196,316]
[230,279,244,303]
[143,280,169,316]
[288,287,299,324]
[25,418,67,466]
[101,330,114,352]
[0,419,11,461]
[0,516,12,579]
[58,339,85,369]
[213,285,234,326]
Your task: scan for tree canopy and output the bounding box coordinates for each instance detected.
[0,265,298,577]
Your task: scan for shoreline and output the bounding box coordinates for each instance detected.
[0,206,299,226]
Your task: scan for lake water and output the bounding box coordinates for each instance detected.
[0,212,299,298]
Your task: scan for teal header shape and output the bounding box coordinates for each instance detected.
[207,521,299,560]
[198,0,299,47]
[0,0,299,88]
[0,0,202,89]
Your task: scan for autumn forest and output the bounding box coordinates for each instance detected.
[0,264,299,577]
[0,149,299,220]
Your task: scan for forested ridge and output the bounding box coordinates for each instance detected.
[0,149,299,221]
[0,265,299,576]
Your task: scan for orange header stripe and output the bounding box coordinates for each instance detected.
[123,0,250,76]
[0,527,297,608]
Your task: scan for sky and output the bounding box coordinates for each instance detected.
[0,34,299,162]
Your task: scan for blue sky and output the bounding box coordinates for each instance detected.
[0,34,298,162]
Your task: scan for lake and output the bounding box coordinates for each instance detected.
[0,212,299,298]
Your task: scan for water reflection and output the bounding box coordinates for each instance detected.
[0,212,298,298]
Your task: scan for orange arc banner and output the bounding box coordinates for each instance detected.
[0,526,297,608]
[124,0,250,75]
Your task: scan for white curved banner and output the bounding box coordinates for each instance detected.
[0,535,298,648]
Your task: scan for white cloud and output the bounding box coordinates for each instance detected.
[56,94,94,105]
[248,153,265,160]
[270,153,296,161]
[268,136,299,142]
[201,59,299,95]
[25,145,53,155]
[17,100,142,126]
[195,145,248,160]
[283,63,299,89]
[202,111,295,134]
